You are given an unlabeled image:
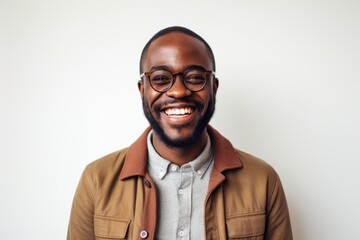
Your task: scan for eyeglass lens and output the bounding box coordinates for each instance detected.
[149,69,208,92]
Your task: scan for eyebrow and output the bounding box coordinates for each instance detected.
[147,64,208,73]
[148,65,170,72]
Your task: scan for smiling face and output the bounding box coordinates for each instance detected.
[138,32,218,148]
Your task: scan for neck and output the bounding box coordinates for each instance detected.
[151,130,208,166]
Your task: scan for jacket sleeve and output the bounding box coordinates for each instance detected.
[67,166,96,240]
[265,174,293,240]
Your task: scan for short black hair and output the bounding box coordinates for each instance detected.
[139,26,216,74]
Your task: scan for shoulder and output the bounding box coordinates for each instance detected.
[82,148,130,183]
[223,149,284,202]
[225,149,280,186]
[236,149,277,176]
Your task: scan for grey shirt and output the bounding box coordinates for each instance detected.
[147,131,214,240]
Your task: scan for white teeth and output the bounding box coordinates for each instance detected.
[164,108,193,115]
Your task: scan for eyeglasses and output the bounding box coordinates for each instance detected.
[140,67,216,93]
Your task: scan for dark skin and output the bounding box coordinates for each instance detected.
[138,32,219,165]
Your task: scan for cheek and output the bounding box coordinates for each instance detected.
[144,86,162,108]
[200,89,214,106]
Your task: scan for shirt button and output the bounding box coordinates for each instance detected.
[171,165,178,171]
[197,170,202,175]
[140,230,148,238]
[179,230,184,236]
[178,189,184,194]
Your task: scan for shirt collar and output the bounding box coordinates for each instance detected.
[119,126,243,180]
[188,134,213,179]
[147,130,213,180]
[147,131,171,179]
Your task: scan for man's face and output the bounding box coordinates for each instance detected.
[138,32,218,148]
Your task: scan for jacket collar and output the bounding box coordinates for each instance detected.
[119,125,243,180]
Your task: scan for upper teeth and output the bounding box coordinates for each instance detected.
[164,108,193,115]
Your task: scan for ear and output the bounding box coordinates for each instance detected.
[138,80,144,97]
[212,77,219,95]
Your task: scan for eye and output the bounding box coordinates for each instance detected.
[185,74,206,85]
[150,71,172,86]
[151,77,171,86]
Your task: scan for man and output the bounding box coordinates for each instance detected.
[68,26,292,240]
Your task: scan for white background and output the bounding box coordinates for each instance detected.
[1,0,359,239]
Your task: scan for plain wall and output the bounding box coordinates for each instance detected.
[1,0,359,239]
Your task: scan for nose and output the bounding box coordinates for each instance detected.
[165,75,192,98]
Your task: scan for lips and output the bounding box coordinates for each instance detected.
[159,102,197,127]
[161,106,196,127]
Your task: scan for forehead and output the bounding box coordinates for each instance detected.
[143,32,212,71]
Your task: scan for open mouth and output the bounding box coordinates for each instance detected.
[164,107,194,116]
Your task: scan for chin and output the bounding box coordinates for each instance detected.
[161,130,202,148]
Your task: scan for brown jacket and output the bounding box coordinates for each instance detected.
[68,126,292,240]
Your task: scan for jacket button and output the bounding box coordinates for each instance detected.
[144,180,151,188]
[140,230,148,238]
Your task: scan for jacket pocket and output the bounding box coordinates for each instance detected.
[94,215,130,239]
[226,212,265,239]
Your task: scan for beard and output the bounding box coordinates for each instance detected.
[142,96,216,148]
